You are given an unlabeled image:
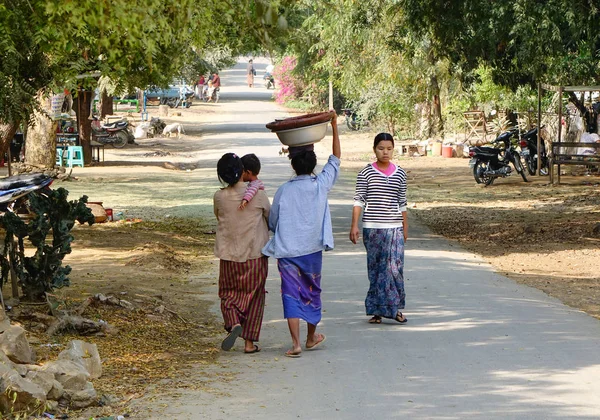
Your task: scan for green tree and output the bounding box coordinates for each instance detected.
[397,0,600,87]
[0,0,54,158]
[1,0,290,167]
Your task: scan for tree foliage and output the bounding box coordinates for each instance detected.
[398,0,600,87]
[270,0,599,139]
[0,0,291,125]
[0,0,53,126]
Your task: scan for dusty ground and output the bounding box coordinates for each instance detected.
[2,98,599,418]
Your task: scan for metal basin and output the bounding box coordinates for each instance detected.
[275,122,328,147]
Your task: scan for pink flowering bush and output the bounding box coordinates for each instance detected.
[273,56,302,104]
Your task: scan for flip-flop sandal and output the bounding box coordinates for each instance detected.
[244,344,261,354]
[221,324,242,351]
[284,349,302,358]
[306,333,326,351]
[368,316,382,324]
[395,312,408,324]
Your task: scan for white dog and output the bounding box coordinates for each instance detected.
[163,123,185,138]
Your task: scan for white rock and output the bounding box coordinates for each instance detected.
[25,370,54,395]
[0,325,36,364]
[47,379,65,401]
[58,340,102,379]
[0,368,46,413]
[41,359,90,392]
[68,381,97,409]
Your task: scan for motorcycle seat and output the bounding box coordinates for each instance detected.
[472,146,502,156]
[103,121,128,129]
[521,127,537,141]
[0,173,51,191]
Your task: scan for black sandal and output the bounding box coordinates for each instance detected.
[395,312,408,324]
[368,316,382,324]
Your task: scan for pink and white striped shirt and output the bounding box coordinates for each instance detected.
[243,179,265,203]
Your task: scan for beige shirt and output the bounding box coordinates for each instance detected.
[213,181,270,262]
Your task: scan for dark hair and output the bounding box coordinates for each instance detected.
[374,132,394,148]
[217,153,243,186]
[241,153,261,175]
[290,151,317,175]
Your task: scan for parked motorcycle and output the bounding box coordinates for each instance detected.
[264,72,275,89]
[518,126,549,176]
[469,130,528,185]
[342,109,368,131]
[91,117,131,148]
[0,173,53,208]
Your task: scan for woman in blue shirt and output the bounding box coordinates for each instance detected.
[262,113,341,358]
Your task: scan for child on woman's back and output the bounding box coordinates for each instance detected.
[239,154,265,210]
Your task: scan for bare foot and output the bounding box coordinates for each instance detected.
[244,344,261,354]
[285,348,302,358]
[395,312,408,324]
[244,339,260,353]
[306,333,326,350]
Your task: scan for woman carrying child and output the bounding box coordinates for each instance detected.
[349,133,409,325]
[213,153,271,354]
[262,113,341,358]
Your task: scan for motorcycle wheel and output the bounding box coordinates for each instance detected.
[473,160,494,185]
[513,156,528,182]
[526,156,536,176]
[346,118,360,131]
[113,132,128,148]
[540,158,549,176]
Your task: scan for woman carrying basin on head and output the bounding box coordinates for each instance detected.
[262,113,340,358]
[350,132,409,325]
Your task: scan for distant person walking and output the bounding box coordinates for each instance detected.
[350,133,409,325]
[262,113,340,358]
[197,74,206,99]
[214,153,271,354]
[247,59,255,88]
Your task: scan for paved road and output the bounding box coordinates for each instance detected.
[152,59,600,419]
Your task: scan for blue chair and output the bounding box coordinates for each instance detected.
[66,146,84,167]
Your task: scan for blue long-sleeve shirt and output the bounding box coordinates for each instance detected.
[262,155,340,259]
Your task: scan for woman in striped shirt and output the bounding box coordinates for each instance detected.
[350,132,408,324]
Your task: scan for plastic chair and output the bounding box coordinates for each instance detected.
[66,146,84,167]
[55,148,64,166]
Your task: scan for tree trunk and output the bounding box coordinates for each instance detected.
[75,89,93,165]
[99,90,113,119]
[429,74,443,137]
[24,91,57,168]
[0,122,18,160]
[419,102,431,139]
